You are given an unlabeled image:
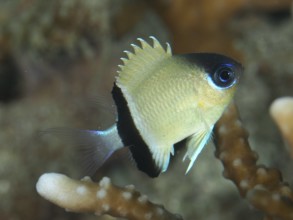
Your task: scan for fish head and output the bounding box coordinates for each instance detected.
[179,53,243,123]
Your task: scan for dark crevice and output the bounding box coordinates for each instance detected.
[0,54,23,103]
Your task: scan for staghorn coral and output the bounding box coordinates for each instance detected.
[214,103,293,220]
[270,97,293,157]
[36,173,183,220]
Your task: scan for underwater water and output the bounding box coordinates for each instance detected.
[0,0,292,219]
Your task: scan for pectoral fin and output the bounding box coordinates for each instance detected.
[152,145,174,173]
[183,126,213,173]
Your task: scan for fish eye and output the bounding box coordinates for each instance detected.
[212,65,236,88]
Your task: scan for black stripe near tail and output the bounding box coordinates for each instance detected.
[112,83,160,177]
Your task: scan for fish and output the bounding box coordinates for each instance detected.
[48,37,243,177]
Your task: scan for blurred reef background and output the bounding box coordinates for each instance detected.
[0,0,293,219]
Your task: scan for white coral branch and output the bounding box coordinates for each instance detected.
[36,173,183,220]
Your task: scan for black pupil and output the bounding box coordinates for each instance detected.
[219,69,232,82]
[212,66,236,88]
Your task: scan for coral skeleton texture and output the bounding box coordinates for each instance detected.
[214,103,293,220]
[36,173,182,220]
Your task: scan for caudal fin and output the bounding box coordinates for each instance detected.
[40,125,123,176]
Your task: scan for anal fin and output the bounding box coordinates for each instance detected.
[153,145,174,173]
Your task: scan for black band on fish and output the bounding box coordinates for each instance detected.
[112,83,160,177]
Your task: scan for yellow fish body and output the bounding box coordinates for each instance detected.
[50,37,242,177]
[112,37,242,176]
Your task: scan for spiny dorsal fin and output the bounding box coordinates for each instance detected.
[116,36,172,90]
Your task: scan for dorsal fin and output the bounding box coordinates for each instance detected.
[116,36,172,91]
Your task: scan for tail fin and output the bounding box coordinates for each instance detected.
[40,125,123,176]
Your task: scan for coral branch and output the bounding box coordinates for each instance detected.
[270,97,293,156]
[214,103,293,220]
[36,173,183,220]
